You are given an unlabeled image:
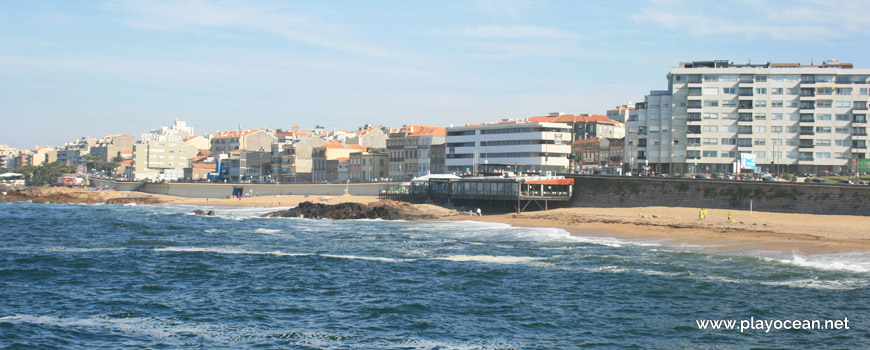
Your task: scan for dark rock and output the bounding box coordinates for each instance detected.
[105,197,161,205]
[192,209,216,216]
[262,200,434,220]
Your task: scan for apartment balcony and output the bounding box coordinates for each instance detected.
[852,145,868,149]
[854,106,869,111]
[799,131,815,136]
[799,118,815,123]
[798,143,815,149]
[738,116,754,123]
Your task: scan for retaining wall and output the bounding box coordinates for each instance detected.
[569,175,870,216]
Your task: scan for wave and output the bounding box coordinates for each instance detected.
[435,255,545,264]
[321,254,415,263]
[154,247,411,262]
[253,228,282,235]
[759,252,870,273]
[154,247,307,257]
[41,247,126,253]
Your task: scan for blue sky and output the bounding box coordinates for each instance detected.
[4,0,870,149]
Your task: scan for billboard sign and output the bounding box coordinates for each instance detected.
[740,153,756,170]
[858,158,870,173]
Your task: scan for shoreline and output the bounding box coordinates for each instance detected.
[434,207,870,252]
[3,187,870,252]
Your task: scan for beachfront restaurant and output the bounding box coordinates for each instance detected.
[381,173,573,212]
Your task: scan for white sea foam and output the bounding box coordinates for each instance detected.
[760,252,870,273]
[430,220,663,248]
[321,254,414,263]
[41,247,126,253]
[435,255,545,264]
[154,247,308,257]
[253,228,282,235]
[0,314,225,340]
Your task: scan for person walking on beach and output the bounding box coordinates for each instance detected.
[699,208,704,220]
[727,211,733,223]
[476,208,482,216]
[703,208,708,220]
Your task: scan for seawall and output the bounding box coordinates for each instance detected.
[569,175,870,216]
[89,178,389,198]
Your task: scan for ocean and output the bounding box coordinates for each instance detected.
[1,201,868,349]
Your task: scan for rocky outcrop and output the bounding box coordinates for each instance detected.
[0,186,165,205]
[262,200,435,220]
[192,209,216,216]
[105,197,162,205]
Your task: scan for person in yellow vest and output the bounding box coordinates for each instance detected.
[699,208,704,220]
[727,211,733,223]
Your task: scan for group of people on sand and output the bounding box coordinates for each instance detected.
[700,208,734,223]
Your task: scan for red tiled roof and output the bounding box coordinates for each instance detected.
[529,114,616,124]
[190,155,207,162]
[121,150,132,155]
[406,125,446,137]
[193,164,217,170]
[197,149,211,157]
[316,141,368,151]
[116,160,132,165]
[214,129,268,139]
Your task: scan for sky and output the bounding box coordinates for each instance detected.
[4,0,870,149]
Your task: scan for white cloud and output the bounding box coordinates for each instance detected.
[430,24,573,39]
[103,0,420,64]
[631,0,870,41]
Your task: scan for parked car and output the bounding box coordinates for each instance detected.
[655,174,670,178]
[838,179,856,185]
[694,174,710,179]
[810,178,828,183]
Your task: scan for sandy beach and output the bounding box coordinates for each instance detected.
[160,190,870,251]
[4,187,870,252]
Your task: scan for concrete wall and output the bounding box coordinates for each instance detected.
[90,177,391,198]
[569,175,870,216]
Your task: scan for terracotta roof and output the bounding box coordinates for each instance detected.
[197,149,211,157]
[316,141,368,151]
[229,149,243,153]
[529,114,616,124]
[214,129,269,139]
[189,155,208,162]
[406,125,446,137]
[192,163,217,170]
[116,160,132,165]
[336,157,350,162]
[121,150,133,155]
[276,131,311,137]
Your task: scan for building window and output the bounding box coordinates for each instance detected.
[703,151,717,157]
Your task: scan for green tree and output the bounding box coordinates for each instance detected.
[83,155,101,172]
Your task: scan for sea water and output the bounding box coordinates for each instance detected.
[0,201,868,349]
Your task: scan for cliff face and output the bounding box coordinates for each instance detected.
[262,200,435,220]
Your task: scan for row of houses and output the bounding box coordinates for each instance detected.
[5,111,629,183]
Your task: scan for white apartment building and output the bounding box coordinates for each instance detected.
[626,60,870,175]
[445,121,571,175]
[130,140,198,181]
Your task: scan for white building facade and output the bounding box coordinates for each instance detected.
[626,60,870,175]
[445,121,572,175]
